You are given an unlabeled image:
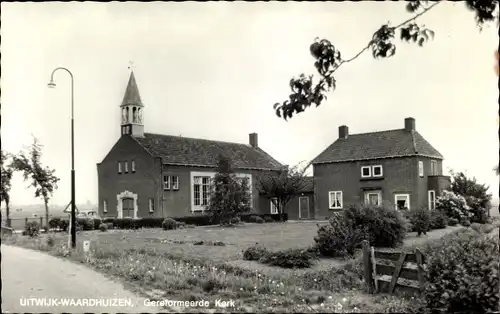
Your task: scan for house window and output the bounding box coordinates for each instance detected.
[372,165,383,177]
[329,191,343,209]
[418,161,424,177]
[361,166,371,178]
[193,176,212,207]
[131,160,136,173]
[430,160,437,175]
[103,200,108,213]
[149,198,154,212]
[172,176,179,190]
[118,162,122,174]
[270,197,278,214]
[394,194,410,210]
[124,161,129,173]
[163,175,171,190]
[365,191,381,206]
[428,190,436,210]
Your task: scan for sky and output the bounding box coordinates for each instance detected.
[2,2,498,207]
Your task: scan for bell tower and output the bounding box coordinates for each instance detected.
[120,66,144,137]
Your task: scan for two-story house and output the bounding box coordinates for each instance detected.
[311,117,451,219]
[96,71,284,219]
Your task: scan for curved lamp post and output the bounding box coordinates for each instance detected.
[48,67,76,249]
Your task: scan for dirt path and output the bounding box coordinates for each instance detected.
[1,245,169,313]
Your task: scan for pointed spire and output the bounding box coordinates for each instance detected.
[121,70,143,107]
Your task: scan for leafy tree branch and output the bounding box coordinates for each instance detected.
[274,0,499,120]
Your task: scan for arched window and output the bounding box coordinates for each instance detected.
[125,107,129,123]
[133,107,137,123]
[137,108,142,124]
[122,108,126,123]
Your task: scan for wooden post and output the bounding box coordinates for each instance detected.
[415,248,425,292]
[40,217,43,229]
[389,252,407,294]
[362,240,373,293]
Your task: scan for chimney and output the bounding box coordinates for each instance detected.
[249,133,258,148]
[404,117,416,131]
[338,125,349,139]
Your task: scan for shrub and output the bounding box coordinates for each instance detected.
[263,215,275,223]
[242,245,269,261]
[408,207,431,236]
[429,209,448,230]
[162,218,178,230]
[449,171,492,224]
[461,219,471,227]
[447,217,458,226]
[76,218,95,231]
[314,213,367,257]
[48,218,61,230]
[342,204,407,248]
[140,217,164,228]
[24,221,40,238]
[59,220,69,232]
[113,218,141,229]
[99,223,108,232]
[229,216,241,226]
[421,230,499,313]
[247,215,265,224]
[436,190,473,222]
[46,236,55,247]
[106,222,114,230]
[263,248,316,269]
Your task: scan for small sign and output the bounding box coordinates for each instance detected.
[83,240,90,252]
[63,206,79,214]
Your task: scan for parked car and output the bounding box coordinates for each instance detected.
[76,210,101,220]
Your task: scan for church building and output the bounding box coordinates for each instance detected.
[96,71,287,219]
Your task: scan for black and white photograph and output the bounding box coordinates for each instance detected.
[1,1,499,313]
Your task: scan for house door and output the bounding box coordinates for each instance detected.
[299,197,310,219]
[122,197,134,218]
[364,191,382,206]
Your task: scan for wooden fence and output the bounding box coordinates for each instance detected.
[362,240,426,295]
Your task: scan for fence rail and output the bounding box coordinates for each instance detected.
[362,240,426,295]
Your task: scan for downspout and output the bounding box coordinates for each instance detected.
[155,157,164,219]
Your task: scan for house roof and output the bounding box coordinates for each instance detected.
[133,133,284,170]
[312,129,444,164]
[121,71,143,107]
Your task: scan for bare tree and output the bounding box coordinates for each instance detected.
[12,137,60,231]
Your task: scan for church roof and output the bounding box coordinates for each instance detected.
[133,133,284,171]
[121,71,143,107]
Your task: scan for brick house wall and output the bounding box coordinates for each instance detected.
[97,135,161,218]
[313,156,444,218]
[286,192,315,220]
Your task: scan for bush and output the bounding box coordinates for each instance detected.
[342,204,407,248]
[140,217,164,228]
[76,218,95,231]
[99,223,108,232]
[263,215,275,223]
[408,207,431,236]
[436,190,473,222]
[263,248,317,269]
[242,245,269,261]
[461,219,471,227]
[246,215,265,224]
[24,221,40,238]
[49,218,61,230]
[421,230,499,313]
[429,209,448,230]
[113,218,141,229]
[447,217,458,226]
[314,213,368,257]
[162,218,178,230]
[106,222,114,230]
[46,236,55,247]
[59,220,69,232]
[229,216,241,226]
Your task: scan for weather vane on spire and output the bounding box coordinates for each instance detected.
[128,61,135,72]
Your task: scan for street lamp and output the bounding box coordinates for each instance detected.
[48,67,76,249]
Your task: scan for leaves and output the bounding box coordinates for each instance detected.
[465,0,499,27]
[371,24,397,58]
[400,23,435,47]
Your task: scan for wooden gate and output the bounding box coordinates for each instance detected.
[362,240,426,295]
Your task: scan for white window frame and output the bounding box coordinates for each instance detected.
[365,191,382,206]
[190,172,216,212]
[270,197,279,214]
[428,190,436,210]
[361,166,371,178]
[131,160,136,173]
[394,194,410,210]
[163,175,171,190]
[430,160,437,175]
[118,162,122,174]
[148,198,154,212]
[372,165,383,177]
[103,200,108,213]
[418,161,424,177]
[172,176,179,190]
[329,191,343,209]
[124,161,129,173]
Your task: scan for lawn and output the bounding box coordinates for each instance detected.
[3,221,491,313]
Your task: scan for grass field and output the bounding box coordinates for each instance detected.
[4,220,473,313]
